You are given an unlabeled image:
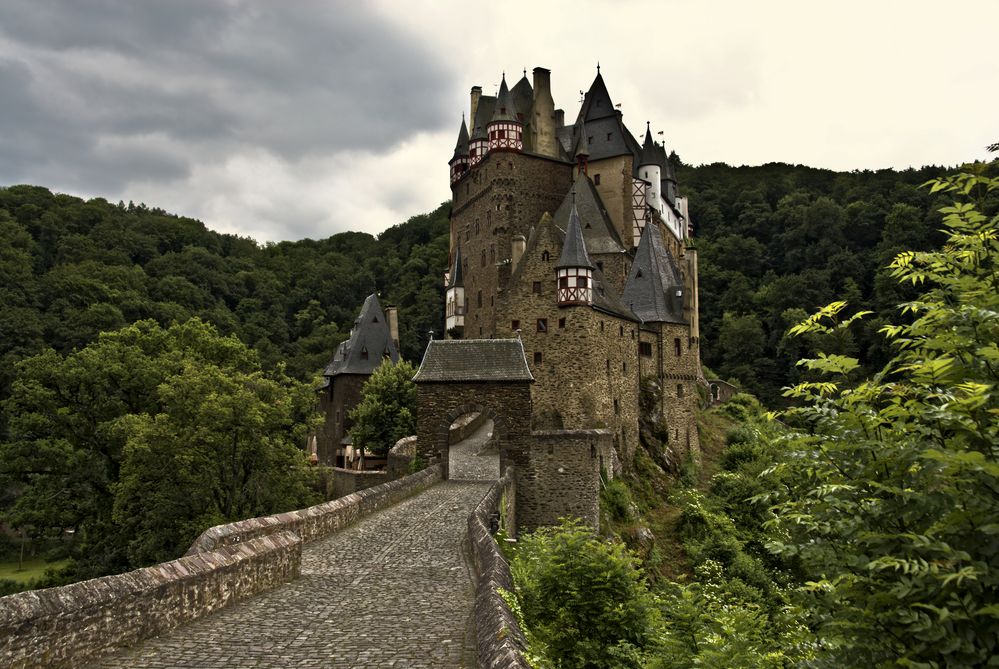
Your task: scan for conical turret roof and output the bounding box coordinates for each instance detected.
[639,123,660,167]
[451,117,469,162]
[323,293,400,376]
[491,74,517,123]
[447,246,464,289]
[621,223,685,324]
[556,199,595,270]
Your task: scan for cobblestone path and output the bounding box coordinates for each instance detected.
[89,480,493,669]
[448,418,500,481]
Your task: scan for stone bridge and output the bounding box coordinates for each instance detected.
[0,424,528,669]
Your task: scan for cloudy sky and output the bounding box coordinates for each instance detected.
[1,1,996,242]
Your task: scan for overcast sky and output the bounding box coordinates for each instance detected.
[1,1,996,243]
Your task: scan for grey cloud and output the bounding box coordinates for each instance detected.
[0,0,453,196]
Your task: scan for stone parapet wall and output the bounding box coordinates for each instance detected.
[187,465,442,554]
[449,410,487,443]
[331,467,390,499]
[388,434,418,477]
[0,532,301,669]
[468,467,531,669]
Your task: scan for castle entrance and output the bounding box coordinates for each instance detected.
[447,412,500,481]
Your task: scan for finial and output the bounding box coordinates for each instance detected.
[428,329,434,341]
[646,121,650,130]
[523,68,527,78]
[597,62,601,74]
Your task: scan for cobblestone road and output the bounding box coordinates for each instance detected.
[448,418,500,481]
[88,480,493,669]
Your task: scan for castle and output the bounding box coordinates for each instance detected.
[438,65,702,473]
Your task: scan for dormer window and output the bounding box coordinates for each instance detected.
[360,347,368,360]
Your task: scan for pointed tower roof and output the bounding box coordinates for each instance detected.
[451,117,469,161]
[511,73,533,120]
[556,198,595,270]
[580,71,616,123]
[622,223,686,324]
[491,74,517,123]
[574,122,590,158]
[470,96,495,140]
[639,123,659,167]
[447,246,464,289]
[553,172,625,255]
[323,293,400,376]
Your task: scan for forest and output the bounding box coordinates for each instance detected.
[1,158,995,667]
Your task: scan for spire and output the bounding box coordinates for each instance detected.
[491,73,516,123]
[556,200,595,270]
[639,122,659,167]
[447,245,464,289]
[581,68,615,123]
[451,116,469,161]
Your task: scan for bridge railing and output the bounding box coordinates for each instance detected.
[468,466,531,668]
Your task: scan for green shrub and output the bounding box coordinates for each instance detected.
[601,478,635,524]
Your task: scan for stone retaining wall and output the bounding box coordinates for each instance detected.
[0,532,301,669]
[331,467,390,499]
[187,464,442,553]
[468,467,531,669]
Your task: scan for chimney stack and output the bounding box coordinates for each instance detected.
[470,86,482,128]
[385,306,400,354]
[554,109,565,128]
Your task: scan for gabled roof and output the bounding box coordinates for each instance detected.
[622,222,686,324]
[511,74,533,121]
[471,96,496,140]
[451,117,469,161]
[323,293,400,376]
[556,201,595,270]
[447,246,464,289]
[552,173,625,255]
[413,339,534,383]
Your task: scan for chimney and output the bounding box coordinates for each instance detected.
[470,86,482,128]
[385,306,400,354]
[511,235,526,269]
[554,109,564,128]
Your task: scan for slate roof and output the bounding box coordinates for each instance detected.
[621,222,686,324]
[323,293,400,377]
[638,124,660,167]
[552,173,625,255]
[470,96,496,140]
[490,75,517,123]
[511,74,533,121]
[451,117,469,161]
[413,339,535,383]
[555,201,595,270]
[447,246,464,289]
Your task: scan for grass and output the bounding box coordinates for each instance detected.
[0,558,69,584]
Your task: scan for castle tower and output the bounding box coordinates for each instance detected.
[445,246,465,337]
[574,123,590,176]
[555,199,595,306]
[469,86,491,166]
[449,117,470,186]
[487,74,523,152]
[638,123,662,219]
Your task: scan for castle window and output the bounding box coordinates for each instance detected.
[534,351,543,365]
[490,244,495,263]
[481,250,486,267]
[600,321,604,332]
[607,132,612,141]
[587,135,593,144]
[619,325,624,337]
[596,261,603,272]
[606,359,610,373]
[465,229,471,241]
[558,317,566,329]
[623,361,627,373]
[542,250,550,262]
[594,174,601,185]
[477,291,482,308]
[639,341,653,357]
[532,281,542,294]
[512,320,520,330]
[536,318,548,333]
[614,399,620,415]
[677,384,685,398]
[674,337,682,356]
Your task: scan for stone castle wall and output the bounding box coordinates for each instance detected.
[451,151,572,337]
[316,374,367,465]
[588,155,634,246]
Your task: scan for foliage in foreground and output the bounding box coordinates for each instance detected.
[0,319,320,581]
[764,169,999,666]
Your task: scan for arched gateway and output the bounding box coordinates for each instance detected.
[413,339,534,480]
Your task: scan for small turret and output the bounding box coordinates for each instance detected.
[555,199,595,306]
[638,123,663,215]
[449,116,470,186]
[445,246,465,337]
[487,74,523,153]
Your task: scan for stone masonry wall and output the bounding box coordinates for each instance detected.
[588,154,634,247]
[416,382,532,479]
[659,321,702,461]
[450,151,572,338]
[331,467,390,498]
[468,467,530,669]
[518,429,612,530]
[0,532,301,669]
